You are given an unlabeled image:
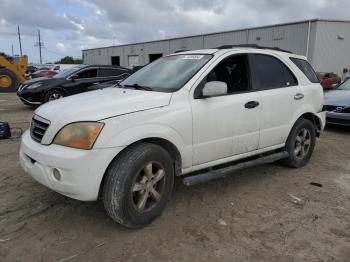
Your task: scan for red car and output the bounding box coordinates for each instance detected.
[317,72,341,90]
[30,69,58,79]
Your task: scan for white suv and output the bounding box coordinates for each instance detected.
[20,46,325,228]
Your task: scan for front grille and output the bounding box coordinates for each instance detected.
[30,115,50,143]
[324,105,350,113]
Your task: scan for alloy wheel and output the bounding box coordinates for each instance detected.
[294,128,311,159]
[49,92,63,100]
[131,162,166,212]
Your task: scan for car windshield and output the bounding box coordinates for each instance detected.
[53,66,84,78]
[120,54,212,92]
[337,79,350,90]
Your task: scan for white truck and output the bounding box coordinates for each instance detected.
[20,46,325,228]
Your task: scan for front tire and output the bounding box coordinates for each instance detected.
[44,89,65,103]
[280,118,316,168]
[0,68,19,93]
[103,143,174,228]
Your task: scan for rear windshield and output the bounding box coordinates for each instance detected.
[290,58,319,83]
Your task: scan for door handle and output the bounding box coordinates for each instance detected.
[294,93,304,100]
[245,101,259,109]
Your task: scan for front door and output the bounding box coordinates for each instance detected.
[71,68,99,94]
[191,54,260,166]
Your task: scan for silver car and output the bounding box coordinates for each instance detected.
[324,79,350,126]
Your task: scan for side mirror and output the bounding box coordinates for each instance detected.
[70,74,79,81]
[202,81,228,98]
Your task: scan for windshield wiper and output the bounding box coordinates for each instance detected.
[123,83,152,91]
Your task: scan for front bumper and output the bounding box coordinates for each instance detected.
[20,130,124,201]
[326,111,350,126]
[17,85,44,105]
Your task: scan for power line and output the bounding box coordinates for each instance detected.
[43,47,62,56]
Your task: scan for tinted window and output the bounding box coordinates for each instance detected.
[77,69,97,78]
[290,58,319,83]
[251,54,297,90]
[98,68,128,77]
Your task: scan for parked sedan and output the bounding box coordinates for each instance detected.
[30,69,58,79]
[17,65,131,105]
[324,79,350,126]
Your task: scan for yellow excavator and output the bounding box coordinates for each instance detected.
[0,52,28,93]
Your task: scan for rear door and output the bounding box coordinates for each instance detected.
[249,53,300,149]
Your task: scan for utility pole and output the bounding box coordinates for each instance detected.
[18,25,22,56]
[11,44,14,56]
[35,29,44,64]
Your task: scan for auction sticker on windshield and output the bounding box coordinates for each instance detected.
[182,55,204,60]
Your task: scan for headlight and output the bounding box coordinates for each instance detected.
[27,82,42,89]
[53,122,104,150]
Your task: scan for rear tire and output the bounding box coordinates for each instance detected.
[44,89,65,103]
[0,68,19,93]
[103,143,174,228]
[280,118,316,168]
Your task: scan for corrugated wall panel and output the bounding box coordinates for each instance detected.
[142,41,170,63]
[203,30,247,48]
[248,23,309,55]
[169,36,204,53]
[311,21,350,76]
[122,44,144,66]
[82,50,95,64]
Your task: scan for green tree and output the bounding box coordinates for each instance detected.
[55,56,82,64]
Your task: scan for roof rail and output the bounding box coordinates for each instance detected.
[216,44,293,54]
[174,49,190,53]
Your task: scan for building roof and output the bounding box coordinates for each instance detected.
[82,18,350,51]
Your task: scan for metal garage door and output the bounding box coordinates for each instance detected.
[128,55,139,67]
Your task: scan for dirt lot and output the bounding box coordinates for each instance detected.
[0,93,349,262]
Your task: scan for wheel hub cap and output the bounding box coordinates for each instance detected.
[0,75,12,88]
[132,162,166,212]
[294,128,311,159]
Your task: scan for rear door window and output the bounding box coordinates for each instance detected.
[290,58,319,83]
[77,69,97,79]
[250,54,298,90]
[98,68,128,77]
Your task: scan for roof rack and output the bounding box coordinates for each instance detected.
[216,44,293,54]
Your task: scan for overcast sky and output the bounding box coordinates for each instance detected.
[0,0,348,63]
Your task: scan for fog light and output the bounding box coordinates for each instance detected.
[53,168,61,181]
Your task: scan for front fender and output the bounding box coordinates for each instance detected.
[95,123,192,168]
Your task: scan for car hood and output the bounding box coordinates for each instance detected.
[24,77,63,85]
[324,90,350,106]
[35,87,172,129]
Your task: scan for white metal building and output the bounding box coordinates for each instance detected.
[82,19,350,76]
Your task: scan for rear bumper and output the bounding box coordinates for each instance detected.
[316,111,326,131]
[20,130,123,201]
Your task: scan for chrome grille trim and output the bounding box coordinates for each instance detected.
[30,115,50,143]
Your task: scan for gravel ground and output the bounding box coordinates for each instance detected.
[0,93,349,262]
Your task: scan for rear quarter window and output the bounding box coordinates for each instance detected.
[290,58,319,83]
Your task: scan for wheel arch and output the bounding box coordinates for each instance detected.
[98,137,183,199]
[298,112,322,137]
